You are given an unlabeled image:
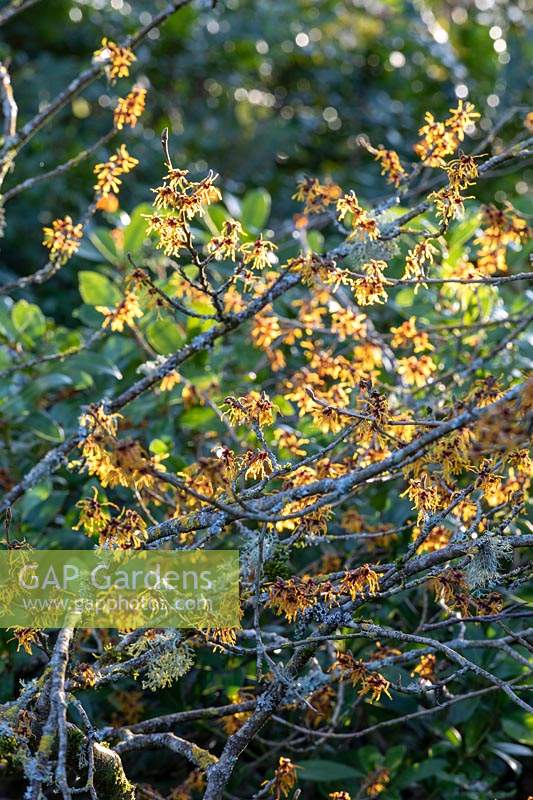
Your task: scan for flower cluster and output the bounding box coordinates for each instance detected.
[411,653,437,680]
[353,260,390,306]
[267,757,299,800]
[292,176,342,213]
[241,234,278,271]
[74,487,116,537]
[42,215,83,265]
[331,651,392,702]
[364,141,407,187]
[9,627,41,655]
[414,101,479,166]
[363,768,391,797]
[243,449,274,480]
[97,507,147,549]
[390,317,434,353]
[93,144,139,197]
[445,153,480,191]
[401,474,444,521]
[429,184,470,226]
[403,238,438,283]
[207,218,244,261]
[266,576,320,622]
[397,354,437,387]
[96,291,143,332]
[337,191,379,240]
[76,405,165,490]
[114,85,147,130]
[94,37,136,80]
[223,391,276,428]
[339,564,380,599]
[146,168,221,256]
[475,204,529,275]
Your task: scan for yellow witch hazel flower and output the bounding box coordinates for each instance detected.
[241,234,277,270]
[74,486,117,538]
[42,216,83,265]
[403,238,438,284]
[414,101,479,166]
[243,450,273,480]
[223,391,276,428]
[79,404,122,437]
[336,190,379,240]
[390,316,434,353]
[93,37,136,81]
[207,218,244,261]
[397,354,437,387]
[353,260,390,306]
[292,176,342,213]
[363,140,407,187]
[145,168,222,257]
[94,145,139,197]
[98,507,147,549]
[114,85,147,130]
[96,291,143,331]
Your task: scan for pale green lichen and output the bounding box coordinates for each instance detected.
[191,743,218,770]
[142,643,195,691]
[66,727,135,800]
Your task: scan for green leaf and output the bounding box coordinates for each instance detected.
[26,412,64,443]
[124,203,152,255]
[298,760,361,782]
[502,716,533,745]
[88,228,121,265]
[384,744,407,770]
[273,395,293,415]
[241,188,271,232]
[307,230,324,252]
[11,300,46,341]
[149,438,171,456]
[396,759,448,787]
[394,287,415,308]
[203,203,229,235]
[447,213,481,265]
[180,406,216,428]
[444,727,462,747]
[146,318,185,354]
[78,270,121,306]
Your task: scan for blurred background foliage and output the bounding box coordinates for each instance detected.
[0,1,532,798]
[0,0,531,308]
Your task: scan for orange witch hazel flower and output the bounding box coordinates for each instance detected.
[364,768,391,797]
[339,564,380,599]
[264,757,299,800]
